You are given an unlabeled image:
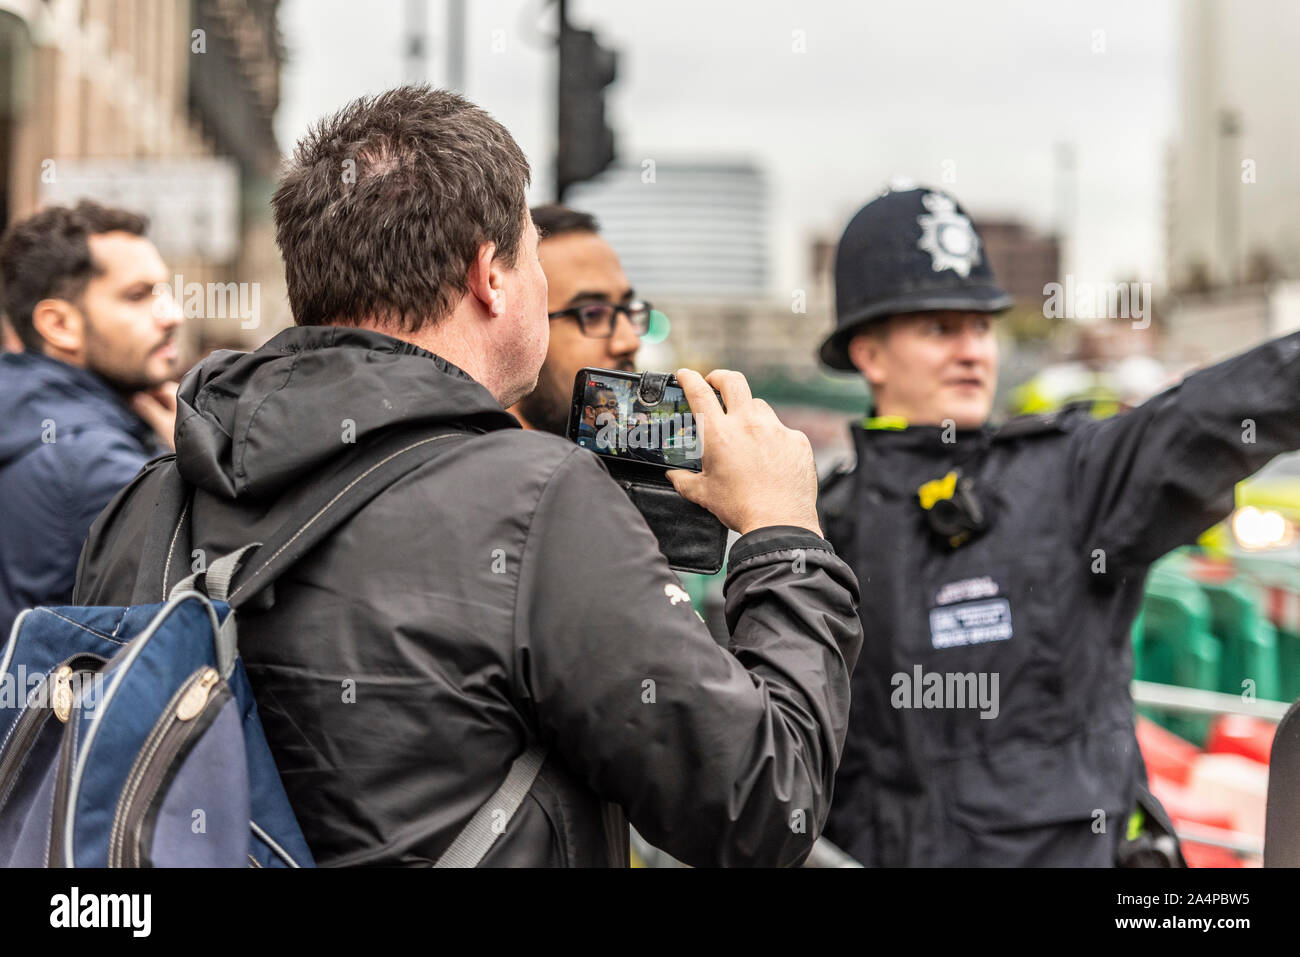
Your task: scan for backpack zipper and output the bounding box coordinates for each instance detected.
[108,667,229,867]
[47,704,80,866]
[106,670,207,864]
[0,654,105,813]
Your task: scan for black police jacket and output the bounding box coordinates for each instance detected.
[819,331,1300,866]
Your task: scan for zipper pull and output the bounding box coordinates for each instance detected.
[52,665,74,723]
[177,668,220,721]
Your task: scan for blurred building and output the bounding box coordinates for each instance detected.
[0,0,287,351]
[978,219,1061,307]
[640,294,832,379]
[566,160,768,300]
[1162,282,1300,364]
[1167,0,1300,292]
[567,158,803,376]
[1162,0,1300,360]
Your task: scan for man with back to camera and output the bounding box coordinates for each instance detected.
[74,86,863,867]
[816,185,1300,867]
[0,201,182,637]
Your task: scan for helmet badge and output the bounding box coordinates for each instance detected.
[916,191,982,278]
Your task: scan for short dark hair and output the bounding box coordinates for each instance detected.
[0,200,148,351]
[586,385,617,409]
[531,204,600,240]
[272,86,531,332]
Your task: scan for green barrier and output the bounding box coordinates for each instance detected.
[1198,577,1281,702]
[1130,606,1145,662]
[1135,564,1222,744]
[1279,629,1300,704]
[679,572,709,614]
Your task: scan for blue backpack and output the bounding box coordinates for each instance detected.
[0,589,308,867]
[0,427,545,867]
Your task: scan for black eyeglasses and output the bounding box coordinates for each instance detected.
[548,300,653,338]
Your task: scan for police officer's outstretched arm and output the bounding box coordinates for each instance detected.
[514,369,863,867]
[1068,330,1300,570]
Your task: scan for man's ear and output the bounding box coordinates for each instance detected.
[466,241,505,317]
[30,298,85,357]
[847,327,888,389]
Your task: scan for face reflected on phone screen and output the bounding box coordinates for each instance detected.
[574,373,702,471]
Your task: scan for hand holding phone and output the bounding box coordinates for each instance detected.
[665,369,822,537]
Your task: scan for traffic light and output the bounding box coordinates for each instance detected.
[557,26,617,199]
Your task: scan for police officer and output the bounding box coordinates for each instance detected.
[817,186,1300,867]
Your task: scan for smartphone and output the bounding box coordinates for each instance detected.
[566,368,720,472]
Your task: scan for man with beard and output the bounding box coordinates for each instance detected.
[509,205,644,435]
[577,384,620,447]
[0,200,183,635]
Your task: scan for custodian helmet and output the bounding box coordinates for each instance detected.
[819,186,1013,371]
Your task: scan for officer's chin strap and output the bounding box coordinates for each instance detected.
[917,470,989,548]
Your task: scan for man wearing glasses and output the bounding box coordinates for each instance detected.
[509,204,651,436]
[578,384,620,446]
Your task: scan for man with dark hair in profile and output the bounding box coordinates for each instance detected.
[75,86,862,868]
[578,384,619,446]
[0,200,182,636]
[510,204,645,436]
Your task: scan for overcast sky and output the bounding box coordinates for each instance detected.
[276,0,1178,294]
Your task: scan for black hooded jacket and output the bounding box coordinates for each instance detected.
[74,326,863,867]
[819,331,1300,866]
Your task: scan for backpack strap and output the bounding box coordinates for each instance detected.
[229,429,472,608]
[129,456,192,606]
[160,423,552,868]
[199,544,261,603]
[434,744,548,867]
[163,427,470,610]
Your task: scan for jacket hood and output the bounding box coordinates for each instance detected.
[175,326,520,500]
[0,351,151,468]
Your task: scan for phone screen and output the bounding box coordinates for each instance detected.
[572,371,704,471]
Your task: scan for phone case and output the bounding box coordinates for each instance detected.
[609,467,728,576]
[568,367,727,574]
